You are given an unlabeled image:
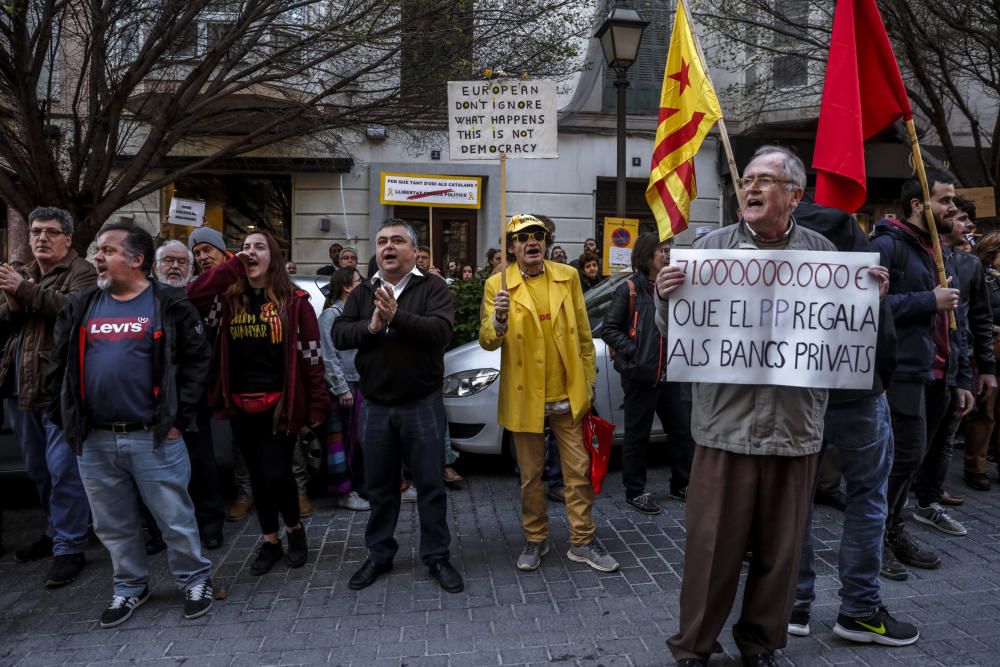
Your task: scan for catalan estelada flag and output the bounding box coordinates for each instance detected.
[646,0,723,242]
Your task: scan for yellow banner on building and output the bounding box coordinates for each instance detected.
[379,172,481,209]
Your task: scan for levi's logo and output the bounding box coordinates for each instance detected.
[87,316,150,341]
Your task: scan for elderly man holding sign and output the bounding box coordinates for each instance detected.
[655,146,888,667]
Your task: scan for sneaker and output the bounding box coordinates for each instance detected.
[15,534,53,563]
[516,541,549,571]
[249,540,284,576]
[401,486,417,503]
[567,540,619,572]
[787,607,810,637]
[336,491,371,511]
[226,496,254,522]
[833,605,919,646]
[285,526,308,568]
[183,579,214,620]
[879,547,909,581]
[626,492,662,515]
[298,491,313,518]
[668,487,687,502]
[887,525,941,569]
[100,588,150,628]
[45,553,86,589]
[913,503,967,536]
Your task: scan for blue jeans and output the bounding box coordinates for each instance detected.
[78,429,211,597]
[6,400,90,556]
[795,393,893,617]
[359,391,451,565]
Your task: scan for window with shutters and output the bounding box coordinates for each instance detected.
[601,0,672,115]
[771,0,808,90]
[400,0,473,104]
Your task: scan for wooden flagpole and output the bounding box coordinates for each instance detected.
[905,118,956,329]
[428,205,435,270]
[499,152,508,292]
[680,0,742,199]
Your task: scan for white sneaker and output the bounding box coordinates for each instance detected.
[401,486,417,502]
[337,491,371,511]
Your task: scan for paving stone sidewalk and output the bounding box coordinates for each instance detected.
[2,453,1000,666]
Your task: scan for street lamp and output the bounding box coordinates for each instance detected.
[595,6,648,218]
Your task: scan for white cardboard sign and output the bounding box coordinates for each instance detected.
[665,248,881,389]
[447,80,558,160]
[167,197,206,227]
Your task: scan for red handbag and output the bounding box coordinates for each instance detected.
[582,410,614,494]
[231,392,282,414]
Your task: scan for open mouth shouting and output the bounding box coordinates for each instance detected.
[744,195,765,211]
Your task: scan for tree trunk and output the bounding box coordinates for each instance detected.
[7,206,29,264]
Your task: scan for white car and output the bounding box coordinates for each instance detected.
[443,272,666,457]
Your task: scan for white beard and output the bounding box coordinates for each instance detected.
[96,276,111,290]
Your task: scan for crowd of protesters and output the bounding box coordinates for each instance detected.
[1,143,998,667]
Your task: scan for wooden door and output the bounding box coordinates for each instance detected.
[393,206,478,274]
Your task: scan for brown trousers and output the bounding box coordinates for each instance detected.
[668,446,818,661]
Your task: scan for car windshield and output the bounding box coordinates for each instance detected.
[585,272,630,330]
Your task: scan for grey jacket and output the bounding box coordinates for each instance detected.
[318,301,359,396]
[655,221,836,457]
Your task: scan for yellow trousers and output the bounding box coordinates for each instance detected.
[512,411,595,547]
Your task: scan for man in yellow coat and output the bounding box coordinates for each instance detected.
[480,214,618,573]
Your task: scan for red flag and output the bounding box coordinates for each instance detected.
[813,0,912,213]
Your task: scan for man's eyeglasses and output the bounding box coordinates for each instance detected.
[29,228,65,238]
[512,230,546,243]
[158,257,190,267]
[738,175,796,191]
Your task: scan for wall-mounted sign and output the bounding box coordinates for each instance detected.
[379,173,481,209]
[167,197,206,227]
[447,80,558,160]
[603,217,639,275]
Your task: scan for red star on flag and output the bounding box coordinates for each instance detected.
[668,58,691,95]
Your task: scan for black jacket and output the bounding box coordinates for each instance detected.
[950,249,996,376]
[331,269,453,404]
[43,282,212,452]
[601,272,663,386]
[870,218,972,389]
[795,202,897,400]
[986,266,1000,327]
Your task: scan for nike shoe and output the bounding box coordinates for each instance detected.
[833,605,919,646]
[787,607,810,637]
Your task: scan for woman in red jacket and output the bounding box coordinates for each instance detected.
[211,230,328,575]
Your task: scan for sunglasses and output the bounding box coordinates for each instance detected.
[512,230,546,243]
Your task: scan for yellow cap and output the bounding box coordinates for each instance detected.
[506,214,547,235]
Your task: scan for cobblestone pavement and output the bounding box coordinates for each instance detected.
[2,453,1000,666]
